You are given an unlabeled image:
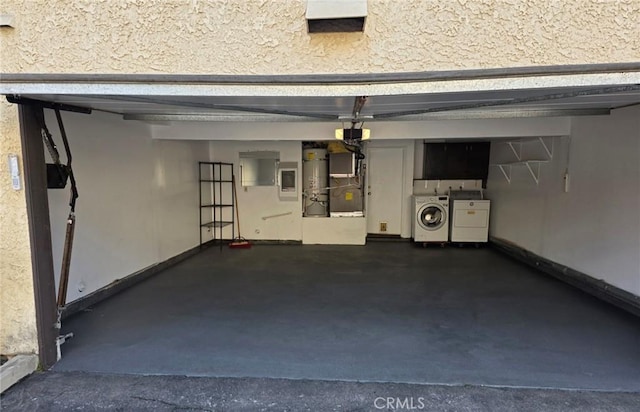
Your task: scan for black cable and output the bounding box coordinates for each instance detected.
[342,141,366,159]
[341,141,366,176]
[55,109,79,212]
[34,108,70,188]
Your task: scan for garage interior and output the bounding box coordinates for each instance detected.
[5,70,640,391]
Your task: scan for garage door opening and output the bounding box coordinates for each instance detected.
[6,68,640,392]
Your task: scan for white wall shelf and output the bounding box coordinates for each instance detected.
[503,137,554,161]
[492,137,554,185]
[492,161,549,185]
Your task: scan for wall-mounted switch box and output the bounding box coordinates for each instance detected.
[8,154,21,190]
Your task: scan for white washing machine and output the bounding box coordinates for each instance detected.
[413,195,449,243]
[450,200,491,243]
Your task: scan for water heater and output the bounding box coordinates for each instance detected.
[302,148,329,217]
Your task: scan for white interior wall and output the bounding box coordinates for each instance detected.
[210,140,303,241]
[302,217,367,245]
[46,111,209,303]
[155,117,568,241]
[486,106,640,296]
[208,139,416,241]
[157,117,567,240]
[153,139,211,260]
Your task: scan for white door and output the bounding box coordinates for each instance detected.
[366,147,404,235]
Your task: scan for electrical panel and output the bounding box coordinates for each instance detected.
[278,161,298,201]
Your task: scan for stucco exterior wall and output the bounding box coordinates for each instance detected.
[1,0,639,75]
[0,101,38,355]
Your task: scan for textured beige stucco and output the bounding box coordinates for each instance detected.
[0,0,638,75]
[0,101,38,355]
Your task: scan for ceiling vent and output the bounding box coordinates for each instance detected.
[306,0,367,33]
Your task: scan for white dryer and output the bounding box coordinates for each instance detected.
[450,200,491,243]
[413,195,449,243]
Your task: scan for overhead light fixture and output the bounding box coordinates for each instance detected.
[335,128,370,140]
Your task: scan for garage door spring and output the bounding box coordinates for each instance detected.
[35,109,79,309]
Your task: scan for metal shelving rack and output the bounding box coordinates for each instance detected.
[199,162,235,249]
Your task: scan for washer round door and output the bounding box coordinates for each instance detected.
[418,204,446,231]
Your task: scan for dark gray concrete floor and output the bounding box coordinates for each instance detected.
[54,244,640,391]
[3,371,640,412]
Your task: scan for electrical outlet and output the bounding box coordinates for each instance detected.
[380,222,387,232]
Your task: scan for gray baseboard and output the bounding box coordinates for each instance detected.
[366,234,409,242]
[61,242,209,320]
[490,236,640,317]
[247,240,302,245]
[213,239,302,245]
